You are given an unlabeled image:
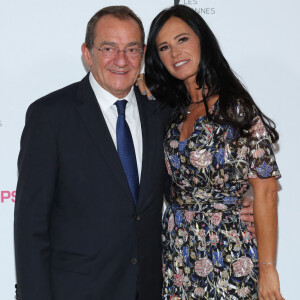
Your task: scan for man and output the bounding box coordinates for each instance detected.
[14,5,254,300]
[15,6,170,300]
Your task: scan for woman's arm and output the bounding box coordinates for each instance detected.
[136,73,155,100]
[250,177,284,300]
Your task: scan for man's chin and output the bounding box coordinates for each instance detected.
[111,80,135,91]
[108,85,133,98]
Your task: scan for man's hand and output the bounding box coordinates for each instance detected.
[136,74,155,100]
[240,194,256,237]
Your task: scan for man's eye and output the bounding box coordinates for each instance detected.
[127,48,138,53]
[104,47,114,52]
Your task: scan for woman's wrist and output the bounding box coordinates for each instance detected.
[258,263,277,275]
[259,261,275,266]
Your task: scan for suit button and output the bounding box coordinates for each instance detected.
[131,258,138,264]
[135,215,141,221]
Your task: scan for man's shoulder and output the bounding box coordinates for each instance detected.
[31,80,82,111]
[24,75,91,127]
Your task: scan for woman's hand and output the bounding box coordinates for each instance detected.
[258,265,284,300]
[136,73,155,100]
[240,194,256,237]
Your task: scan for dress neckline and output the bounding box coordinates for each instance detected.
[178,99,219,143]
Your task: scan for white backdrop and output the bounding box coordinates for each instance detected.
[0,0,299,298]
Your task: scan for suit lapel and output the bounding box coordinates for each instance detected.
[75,75,135,207]
[135,87,155,209]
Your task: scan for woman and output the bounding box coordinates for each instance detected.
[145,5,284,300]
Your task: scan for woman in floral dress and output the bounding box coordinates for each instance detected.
[145,5,284,300]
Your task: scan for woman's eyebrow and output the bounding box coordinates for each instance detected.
[157,33,191,47]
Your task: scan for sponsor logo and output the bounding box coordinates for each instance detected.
[1,191,16,203]
[174,0,216,15]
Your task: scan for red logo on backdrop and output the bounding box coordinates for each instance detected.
[1,191,16,203]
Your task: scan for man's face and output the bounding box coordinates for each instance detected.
[82,15,145,99]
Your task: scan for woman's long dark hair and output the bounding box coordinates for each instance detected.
[145,5,278,142]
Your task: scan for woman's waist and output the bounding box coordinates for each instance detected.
[170,186,242,207]
[167,200,242,214]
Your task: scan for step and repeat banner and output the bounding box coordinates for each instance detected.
[0,0,299,298]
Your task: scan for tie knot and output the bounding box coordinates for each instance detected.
[115,99,128,115]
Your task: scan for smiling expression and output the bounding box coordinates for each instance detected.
[156,17,201,84]
[82,15,145,98]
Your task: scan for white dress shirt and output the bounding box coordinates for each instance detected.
[89,72,143,182]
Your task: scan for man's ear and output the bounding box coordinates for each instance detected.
[81,43,93,67]
[142,45,147,57]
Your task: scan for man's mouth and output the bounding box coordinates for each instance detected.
[110,70,128,74]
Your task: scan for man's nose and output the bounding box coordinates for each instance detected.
[113,50,128,67]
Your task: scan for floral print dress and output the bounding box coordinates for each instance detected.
[162,102,280,299]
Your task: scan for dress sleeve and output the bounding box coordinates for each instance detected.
[247,116,281,179]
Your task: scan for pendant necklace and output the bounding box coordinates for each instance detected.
[187,98,204,114]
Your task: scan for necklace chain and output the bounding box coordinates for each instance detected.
[187,98,204,114]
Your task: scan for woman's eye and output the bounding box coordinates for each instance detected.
[159,45,169,52]
[178,37,189,43]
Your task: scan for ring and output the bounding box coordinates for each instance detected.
[137,77,142,80]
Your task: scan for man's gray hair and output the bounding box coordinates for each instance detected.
[85,6,145,50]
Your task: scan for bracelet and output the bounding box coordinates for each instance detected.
[259,261,275,266]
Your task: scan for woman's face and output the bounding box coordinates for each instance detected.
[156,17,201,84]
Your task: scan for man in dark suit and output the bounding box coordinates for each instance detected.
[14,6,170,300]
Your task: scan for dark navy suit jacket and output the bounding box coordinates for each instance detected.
[14,74,171,300]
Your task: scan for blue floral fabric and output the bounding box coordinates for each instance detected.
[162,102,280,299]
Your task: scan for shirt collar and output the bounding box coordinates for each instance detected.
[89,72,137,111]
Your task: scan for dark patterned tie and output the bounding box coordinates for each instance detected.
[115,100,139,205]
